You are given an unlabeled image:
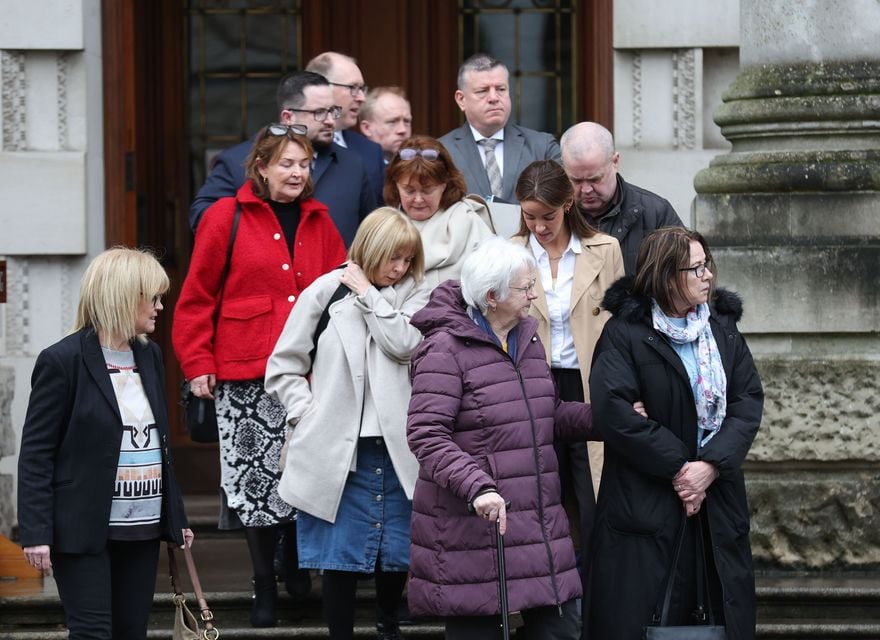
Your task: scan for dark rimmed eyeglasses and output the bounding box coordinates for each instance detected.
[678,263,710,279]
[329,81,369,96]
[284,105,343,122]
[398,148,439,161]
[265,123,308,138]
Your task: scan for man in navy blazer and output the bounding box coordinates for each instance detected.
[306,52,385,205]
[438,53,561,204]
[189,72,376,246]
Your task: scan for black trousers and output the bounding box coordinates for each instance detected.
[551,368,596,640]
[445,599,580,640]
[52,538,160,640]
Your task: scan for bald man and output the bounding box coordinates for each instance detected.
[560,122,684,274]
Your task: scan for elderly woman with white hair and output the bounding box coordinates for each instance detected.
[405,236,597,639]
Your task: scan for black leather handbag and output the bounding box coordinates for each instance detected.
[642,513,727,640]
[180,203,241,443]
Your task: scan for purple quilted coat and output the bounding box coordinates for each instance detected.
[406,280,596,618]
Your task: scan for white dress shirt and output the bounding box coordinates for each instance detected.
[529,232,581,369]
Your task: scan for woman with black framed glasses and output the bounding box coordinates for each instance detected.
[384,134,496,288]
[589,227,763,639]
[173,124,346,627]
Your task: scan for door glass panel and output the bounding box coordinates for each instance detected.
[460,0,575,137]
[187,0,301,193]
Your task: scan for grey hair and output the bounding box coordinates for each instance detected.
[460,237,536,313]
[457,53,508,91]
[560,122,616,164]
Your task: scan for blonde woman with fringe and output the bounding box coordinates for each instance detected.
[17,247,192,640]
[266,208,428,640]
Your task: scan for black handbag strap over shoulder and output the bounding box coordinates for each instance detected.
[308,264,350,366]
[653,511,717,626]
[213,202,242,327]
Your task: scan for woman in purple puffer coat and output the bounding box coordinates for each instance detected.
[406,236,596,639]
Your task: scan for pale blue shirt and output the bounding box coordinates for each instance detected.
[529,232,581,369]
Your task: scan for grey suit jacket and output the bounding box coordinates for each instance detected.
[438,122,562,203]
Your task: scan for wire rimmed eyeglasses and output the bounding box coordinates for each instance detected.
[398,148,439,161]
[508,281,537,295]
[329,81,369,96]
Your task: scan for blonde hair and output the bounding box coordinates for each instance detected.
[74,247,170,344]
[348,207,425,285]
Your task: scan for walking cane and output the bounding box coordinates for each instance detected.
[495,517,510,640]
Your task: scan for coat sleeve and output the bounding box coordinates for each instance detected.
[553,400,597,443]
[172,199,235,380]
[354,283,429,363]
[16,348,70,547]
[698,330,763,480]
[407,340,496,503]
[264,279,329,425]
[544,133,562,162]
[589,321,690,479]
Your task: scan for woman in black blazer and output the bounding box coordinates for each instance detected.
[17,247,193,640]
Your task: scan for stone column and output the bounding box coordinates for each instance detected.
[694,0,880,570]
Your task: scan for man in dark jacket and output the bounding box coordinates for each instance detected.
[189,72,376,245]
[561,122,685,274]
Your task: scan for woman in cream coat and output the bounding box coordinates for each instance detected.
[384,135,495,288]
[512,160,624,639]
[265,207,428,640]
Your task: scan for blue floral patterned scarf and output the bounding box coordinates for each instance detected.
[652,301,727,447]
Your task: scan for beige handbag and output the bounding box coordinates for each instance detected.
[168,545,220,640]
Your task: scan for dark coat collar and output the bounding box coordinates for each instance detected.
[602,275,744,325]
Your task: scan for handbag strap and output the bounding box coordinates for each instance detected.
[168,545,219,639]
[213,202,242,327]
[654,511,688,625]
[694,513,717,625]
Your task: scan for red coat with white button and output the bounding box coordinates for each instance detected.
[173,180,346,382]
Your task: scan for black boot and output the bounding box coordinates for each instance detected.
[376,621,403,640]
[281,523,312,598]
[251,575,278,628]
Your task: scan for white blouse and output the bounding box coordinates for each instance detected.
[529,233,581,369]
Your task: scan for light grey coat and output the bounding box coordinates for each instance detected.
[265,269,429,523]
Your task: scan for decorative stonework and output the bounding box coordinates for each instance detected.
[0,366,14,458]
[631,51,642,149]
[1,50,27,151]
[57,52,69,150]
[747,467,880,570]
[60,258,73,334]
[672,48,697,150]
[751,359,880,462]
[5,258,29,357]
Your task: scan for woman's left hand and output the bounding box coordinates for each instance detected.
[340,262,371,296]
[673,461,719,500]
[181,528,194,549]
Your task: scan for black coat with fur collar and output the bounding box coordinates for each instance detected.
[588,277,763,640]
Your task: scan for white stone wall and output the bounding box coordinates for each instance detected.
[612,0,741,225]
[0,0,104,536]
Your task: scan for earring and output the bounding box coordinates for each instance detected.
[262,175,268,184]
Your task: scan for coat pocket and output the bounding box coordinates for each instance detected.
[217,295,274,362]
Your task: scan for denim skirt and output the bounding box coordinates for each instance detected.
[297,437,411,573]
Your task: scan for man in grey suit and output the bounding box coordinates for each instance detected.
[438,53,561,203]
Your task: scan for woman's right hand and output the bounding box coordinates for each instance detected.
[23,545,52,576]
[190,374,216,399]
[472,491,508,535]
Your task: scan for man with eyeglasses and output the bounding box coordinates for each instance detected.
[561,121,684,275]
[438,53,561,204]
[189,72,376,246]
[306,52,385,205]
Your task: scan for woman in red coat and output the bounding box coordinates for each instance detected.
[173,124,346,627]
